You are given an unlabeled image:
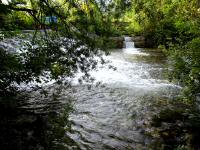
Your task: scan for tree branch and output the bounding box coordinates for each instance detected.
[8,5,37,14]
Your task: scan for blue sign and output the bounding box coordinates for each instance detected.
[44,16,57,24]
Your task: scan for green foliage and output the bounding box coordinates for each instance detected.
[151,106,200,149]
[168,38,200,101]
[0,0,113,94]
[0,48,23,94]
[123,0,200,102]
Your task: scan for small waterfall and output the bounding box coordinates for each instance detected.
[123,36,139,54]
[125,41,135,48]
[123,36,148,55]
[124,37,135,48]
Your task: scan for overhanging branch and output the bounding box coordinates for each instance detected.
[8,5,37,14]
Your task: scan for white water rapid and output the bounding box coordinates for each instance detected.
[65,37,181,149]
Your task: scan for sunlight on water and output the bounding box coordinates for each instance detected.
[73,36,180,90]
[1,36,181,149]
[65,37,181,149]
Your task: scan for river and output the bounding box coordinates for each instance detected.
[0,36,180,150]
[64,37,180,149]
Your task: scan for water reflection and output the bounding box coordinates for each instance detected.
[0,88,78,150]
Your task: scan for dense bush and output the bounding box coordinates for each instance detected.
[128,0,200,102]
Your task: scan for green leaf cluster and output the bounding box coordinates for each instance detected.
[0,0,113,94]
[125,0,200,101]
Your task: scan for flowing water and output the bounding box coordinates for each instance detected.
[0,36,181,149]
[63,37,180,149]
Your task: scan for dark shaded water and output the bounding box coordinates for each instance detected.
[0,37,180,149]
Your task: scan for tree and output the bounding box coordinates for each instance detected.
[129,0,200,101]
[0,0,112,95]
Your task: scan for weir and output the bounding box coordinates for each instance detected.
[124,36,135,48]
[123,36,148,56]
